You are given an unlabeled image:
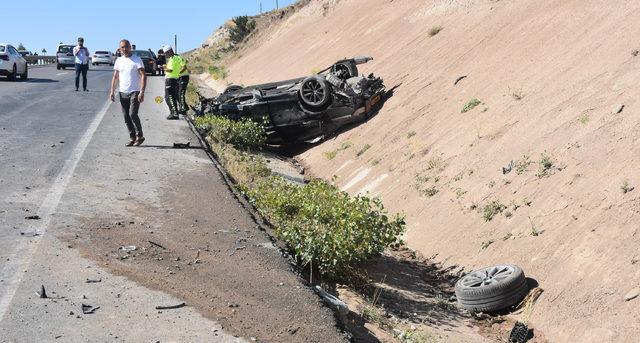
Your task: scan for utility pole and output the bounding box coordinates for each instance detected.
[174,34,178,54]
[276,0,278,9]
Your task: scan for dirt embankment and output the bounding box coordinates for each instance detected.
[196,0,640,341]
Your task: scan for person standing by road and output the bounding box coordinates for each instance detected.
[162,45,187,119]
[109,39,147,147]
[73,37,90,91]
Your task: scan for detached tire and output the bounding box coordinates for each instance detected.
[299,76,331,111]
[454,264,528,313]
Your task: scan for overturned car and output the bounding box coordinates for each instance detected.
[194,56,385,145]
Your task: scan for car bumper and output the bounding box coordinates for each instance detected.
[93,58,112,64]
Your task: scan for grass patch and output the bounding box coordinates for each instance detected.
[483,201,506,221]
[356,144,372,157]
[535,153,554,178]
[621,180,635,194]
[428,26,443,37]
[480,240,494,250]
[195,115,265,151]
[407,130,417,139]
[577,113,590,124]
[208,65,228,80]
[461,98,481,113]
[185,81,200,109]
[324,150,337,160]
[515,154,531,175]
[371,158,381,166]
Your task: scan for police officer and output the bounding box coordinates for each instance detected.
[162,45,187,119]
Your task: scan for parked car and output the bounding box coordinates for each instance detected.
[56,44,75,70]
[18,50,32,57]
[0,44,28,81]
[92,50,114,66]
[131,50,157,75]
[194,56,385,145]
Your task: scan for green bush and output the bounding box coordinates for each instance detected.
[245,177,406,278]
[461,98,481,113]
[208,65,228,80]
[195,115,266,151]
[230,16,257,44]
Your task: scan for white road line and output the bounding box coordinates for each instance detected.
[0,100,112,322]
[56,72,68,76]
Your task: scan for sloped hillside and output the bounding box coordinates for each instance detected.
[200,0,640,341]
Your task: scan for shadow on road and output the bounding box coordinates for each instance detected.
[25,78,59,83]
[136,144,204,150]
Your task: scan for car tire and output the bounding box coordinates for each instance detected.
[20,65,28,80]
[299,76,332,111]
[454,264,528,313]
[332,62,358,80]
[56,64,61,70]
[8,65,17,81]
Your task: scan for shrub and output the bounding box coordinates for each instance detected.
[208,65,228,80]
[536,153,553,177]
[357,144,371,157]
[230,16,257,44]
[245,177,406,278]
[195,115,266,151]
[483,201,506,221]
[429,26,443,37]
[461,98,481,113]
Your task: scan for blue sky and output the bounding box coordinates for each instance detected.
[6,0,298,54]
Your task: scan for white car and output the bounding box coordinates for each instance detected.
[92,50,114,66]
[56,44,75,70]
[0,43,27,81]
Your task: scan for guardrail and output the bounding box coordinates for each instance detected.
[24,56,56,66]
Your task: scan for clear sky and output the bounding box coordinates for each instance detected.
[6,0,298,55]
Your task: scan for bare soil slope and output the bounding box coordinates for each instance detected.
[204,1,640,341]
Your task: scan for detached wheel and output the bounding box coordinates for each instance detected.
[299,76,331,111]
[454,264,528,313]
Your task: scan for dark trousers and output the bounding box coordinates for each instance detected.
[119,92,143,139]
[74,63,88,90]
[165,78,179,115]
[178,75,190,114]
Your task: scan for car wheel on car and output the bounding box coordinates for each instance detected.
[299,76,332,111]
[8,65,17,81]
[223,85,243,94]
[454,264,528,313]
[56,64,61,70]
[20,65,28,80]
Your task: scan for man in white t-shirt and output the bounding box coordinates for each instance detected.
[73,37,90,91]
[109,39,147,146]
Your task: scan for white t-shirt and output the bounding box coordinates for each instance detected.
[73,46,89,64]
[114,55,144,93]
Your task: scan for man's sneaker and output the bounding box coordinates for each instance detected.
[75,88,79,92]
[83,88,89,92]
[125,139,136,147]
[166,115,179,120]
[134,137,145,146]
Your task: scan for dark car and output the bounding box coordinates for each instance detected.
[131,50,157,75]
[195,56,385,145]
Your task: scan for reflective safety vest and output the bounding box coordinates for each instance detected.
[165,55,186,79]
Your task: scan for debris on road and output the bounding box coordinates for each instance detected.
[173,142,191,148]
[508,321,530,343]
[148,240,166,249]
[81,304,100,314]
[454,75,467,85]
[20,231,41,237]
[25,215,41,220]
[37,285,48,299]
[155,302,186,310]
[120,245,137,252]
[624,287,639,301]
[85,278,102,283]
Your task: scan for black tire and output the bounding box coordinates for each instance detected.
[56,64,61,70]
[299,76,332,111]
[8,65,17,81]
[62,66,66,70]
[20,65,28,80]
[331,62,358,80]
[454,264,528,313]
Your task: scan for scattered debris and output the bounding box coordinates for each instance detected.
[454,75,467,85]
[148,240,166,249]
[502,160,515,175]
[20,231,41,237]
[25,215,41,220]
[313,286,349,317]
[508,321,530,343]
[155,302,186,310]
[173,142,191,148]
[37,285,48,299]
[85,278,102,283]
[613,104,625,114]
[120,245,137,252]
[81,304,100,314]
[235,246,247,250]
[624,287,639,301]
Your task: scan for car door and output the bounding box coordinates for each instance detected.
[8,46,25,73]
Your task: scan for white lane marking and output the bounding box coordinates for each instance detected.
[56,72,68,76]
[0,100,112,322]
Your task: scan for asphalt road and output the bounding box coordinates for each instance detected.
[0,65,345,342]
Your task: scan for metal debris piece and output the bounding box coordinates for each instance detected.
[148,240,166,249]
[502,160,515,175]
[85,278,102,283]
[81,304,100,314]
[120,245,136,252]
[37,285,48,298]
[25,215,41,220]
[173,142,191,148]
[313,286,349,317]
[454,75,467,85]
[155,302,186,310]
[21,232,41,237]
[508,321,530,343]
